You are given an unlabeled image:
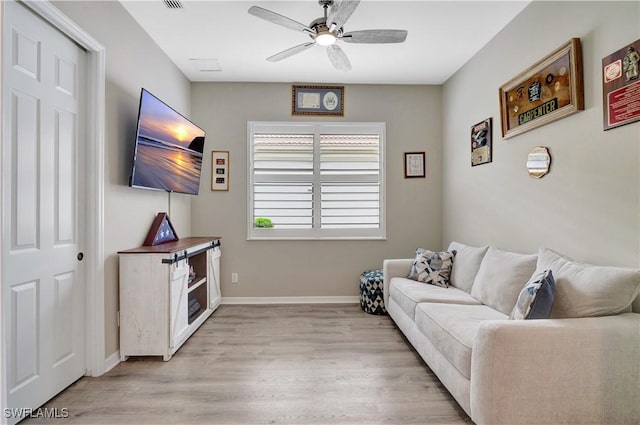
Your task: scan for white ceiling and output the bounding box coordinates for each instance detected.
[120,0,530,85]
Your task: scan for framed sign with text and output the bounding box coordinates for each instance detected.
[292,85,344,116]
[499,38,584,139]
[602,39,640,130]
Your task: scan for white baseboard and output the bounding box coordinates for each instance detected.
[103,350,120,374]
[222,296,360,305]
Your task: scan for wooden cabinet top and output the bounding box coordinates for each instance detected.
[118,237,221,255]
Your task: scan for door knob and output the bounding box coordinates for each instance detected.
[77,252,84,261]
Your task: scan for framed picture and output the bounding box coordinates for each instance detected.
[404,152,425,178]
[292,85,344,116]
[499,38,584,139]
[602,39,640,130]
[211,150,229,191]
[471,118,492,166]
[143,212,178,246]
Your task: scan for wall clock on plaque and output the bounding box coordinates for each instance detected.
[143,212,179,246]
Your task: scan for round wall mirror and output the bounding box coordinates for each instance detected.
[526,146,551,179]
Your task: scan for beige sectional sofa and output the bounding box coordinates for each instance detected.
[383,242,640,425]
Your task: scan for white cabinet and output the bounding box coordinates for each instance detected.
[118,237,221,361]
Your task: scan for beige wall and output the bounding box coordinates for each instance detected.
[191,83,442,298]
[45,0,640,359]
[443,1,640,272]
[52,1,193,357]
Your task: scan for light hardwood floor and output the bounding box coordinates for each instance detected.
[27,304,472,424]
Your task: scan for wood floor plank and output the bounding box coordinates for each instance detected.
[25,304,472,424]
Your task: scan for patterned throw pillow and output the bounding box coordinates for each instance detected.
[510,269,555,320]
[408,249,457,288]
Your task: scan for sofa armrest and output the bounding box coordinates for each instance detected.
[382,258,413,307]
[471,313,640,425]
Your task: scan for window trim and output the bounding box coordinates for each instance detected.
[247,121,386,240]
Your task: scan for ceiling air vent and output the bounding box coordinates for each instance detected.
[163,0,183,9]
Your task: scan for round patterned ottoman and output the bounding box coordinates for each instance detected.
[359,269,387,315]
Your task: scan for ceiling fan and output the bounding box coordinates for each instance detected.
[248,0,408,71]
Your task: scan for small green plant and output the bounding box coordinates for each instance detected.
[254,217,274,228]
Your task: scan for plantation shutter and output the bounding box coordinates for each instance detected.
[320,134,380,229]
[249,122,385,239]
[253,134,314,229]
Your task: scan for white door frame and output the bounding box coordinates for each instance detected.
[0,0,106,417]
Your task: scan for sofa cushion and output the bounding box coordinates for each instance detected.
[415,303,508,379]
[470,247,537,315]
[447,241,489,293]
[408,248,456,288]
[510,269,555,320]
[389,277,481,319]
[537,248,640,318]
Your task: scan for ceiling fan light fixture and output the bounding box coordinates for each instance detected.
[316,31,337,46]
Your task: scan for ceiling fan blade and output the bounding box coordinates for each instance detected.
[342,29,408,44]
[248,6,313,34]
[326,45,352,71]
[327,0,361,31]
[267,42,316,62]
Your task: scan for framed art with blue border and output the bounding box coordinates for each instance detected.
[292,85,344,116]
[143,212,179,246]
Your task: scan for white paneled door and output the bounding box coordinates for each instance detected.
[2,0,87,419]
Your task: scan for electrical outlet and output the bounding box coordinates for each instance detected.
[231,272,239,283]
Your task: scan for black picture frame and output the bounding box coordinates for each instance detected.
[471,118,492,166]
[404,152,425,178]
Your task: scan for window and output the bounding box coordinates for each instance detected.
[248,122,385,239]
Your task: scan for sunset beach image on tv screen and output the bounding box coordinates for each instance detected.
[131,89,205,195]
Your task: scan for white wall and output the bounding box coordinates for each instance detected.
[52,1,194,357]
[191,83,442,298]
[443,1,640,274]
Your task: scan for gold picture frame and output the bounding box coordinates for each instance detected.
[499,38,584,139]
[211,150,229,191]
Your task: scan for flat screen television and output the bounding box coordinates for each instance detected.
[129,88,205,195]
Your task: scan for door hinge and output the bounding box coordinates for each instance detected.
[117,311,120,327]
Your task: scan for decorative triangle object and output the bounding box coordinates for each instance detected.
[143,212,179,246]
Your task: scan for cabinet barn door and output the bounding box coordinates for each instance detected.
[208,246,221,310]
[169,262,189,353]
